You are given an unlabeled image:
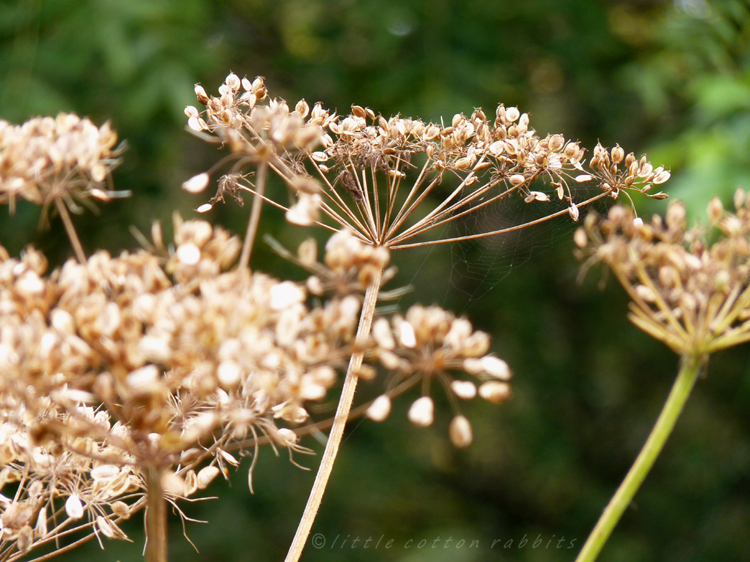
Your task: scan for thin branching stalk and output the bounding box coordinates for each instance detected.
[575,355,703,562]
[145,467,168,562]
[54,199,86,264]
[23,500,143,562]
[284,265,384,562]
[239,161,268,269]
[391,191,611,249]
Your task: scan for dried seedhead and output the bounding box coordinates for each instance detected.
[576,191,750,356]
[0,202,511,560]
[0,212,383,558]
[365,305,512,448]
[0,114,124,216]
[185,74,669,253]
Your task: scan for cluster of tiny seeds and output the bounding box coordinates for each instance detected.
[283,99,594,230]
[322,103,587,186]
[586,143,671,198]
[296,229,394,296]
[0,403,142,551]
[185,73,333,222]
[0,92,529,557]
[0,114,123,215]
[0,216,379,554]
[365,305,511,448]
[186,74,670,252]
[576,191,750,355]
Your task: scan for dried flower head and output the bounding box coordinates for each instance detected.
[0,114,127,264]
[363,305,511,442]
[186,75,668,255]
[0,215,394,559]
[576,191,750,356]
[0,114,123,215]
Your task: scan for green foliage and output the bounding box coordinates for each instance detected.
[2,1,750,561]
[621,0,750,220]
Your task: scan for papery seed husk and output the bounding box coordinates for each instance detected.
[34,506,47,539]
[568,203,579,221]
[277,428,299,446]
[183,470,198,497]
[451,380,477,400]
[161,470,186,496]
[408,396,434,427]
[481,356,511,380]
[366,395,392,422]
[17,526,32,552]
[449,415,473,448]
[478,381,511,404]
[96,516,116,538]
[111,501,131,519]
[65,494,84,520]
[197,466,221,490]
[182,172,210,194]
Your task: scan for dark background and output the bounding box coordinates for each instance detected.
[2,0,750,560]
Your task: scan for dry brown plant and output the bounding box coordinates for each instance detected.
[184,73,670,562]
[0,110,512,562]
[0,71,670,562]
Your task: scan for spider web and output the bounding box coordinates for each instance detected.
[402,180,609,314]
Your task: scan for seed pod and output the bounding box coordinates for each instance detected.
[478,381,512,404]
[197,466,221,490]
[366,395,392,422]
[449,415,473,448]
[408,396,434,427]
[450,380,477,400]
[194,84,209,105]
[65,495,84,520]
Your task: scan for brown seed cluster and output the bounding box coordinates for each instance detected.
[587,143,671,199]
[185,73,332,220]
[186,74,669,250]
[365,305,511,448]
[0,213,381,556]
[0,83,600,558]
[294,229,394,296]
[0,114,123,216]
[0,203,505,557]
[576,191,750,356]
[0,401,141,551]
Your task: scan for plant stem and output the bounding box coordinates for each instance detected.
[145,467,167,562]
[575,355,703,562]
[55,199,86,264]
[240,161,267,269]
[284,265,383,562]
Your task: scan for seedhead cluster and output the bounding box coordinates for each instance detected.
[366,304,511,447]
[185,73,669,253]
[0,72,672,562]
[0,216,346,556]
[0,114,121,214]
[0,114,125,264]
[0,107,512,560]
[576,191,750,357]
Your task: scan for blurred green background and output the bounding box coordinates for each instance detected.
[2,0,750,561]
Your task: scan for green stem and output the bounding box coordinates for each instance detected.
[575,355,703,562]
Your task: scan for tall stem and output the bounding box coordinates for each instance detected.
[575,355,703,562]
[284,265,383,562]
[145,467,167,562]
[55,199,86,264]
[240,161,268,269]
